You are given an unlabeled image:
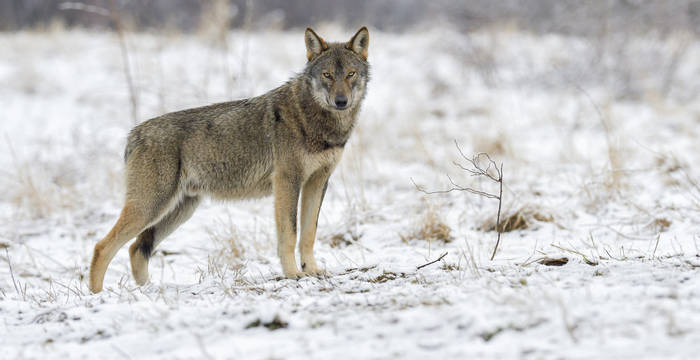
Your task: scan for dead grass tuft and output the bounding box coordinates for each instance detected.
[205,215,269,272]
[6,167,77,219]
[656,155,683,174]
[472,131,512,157]
[245,315,288,331]
[368,271,408,283]
[441,263,460,271]
[4,134,123,220]
[326,231,361,248]
[656,155,684,186]
[539,257,569,266]
[208,226,246,267]
[343,265,377,275]
[651,218,672,233]
[479,205,556,233]
[401,207,453,243]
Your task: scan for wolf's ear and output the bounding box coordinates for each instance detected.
[305,28,328,61]
[346,26,369,60]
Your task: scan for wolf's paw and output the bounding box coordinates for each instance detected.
[283,270,307,280]
[307,269,329,278]
[301,262,328,278]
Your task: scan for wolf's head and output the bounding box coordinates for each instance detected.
[303,27,370,111]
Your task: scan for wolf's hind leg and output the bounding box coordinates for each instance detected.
[89,202,151,293]
[129,196,201,285]
[299,169,330,276]
[89,148,181,293]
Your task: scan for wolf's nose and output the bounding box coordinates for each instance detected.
[334,95,348,109]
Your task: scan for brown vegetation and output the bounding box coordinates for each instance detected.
[400,208,453,244]
[479,205,556,233]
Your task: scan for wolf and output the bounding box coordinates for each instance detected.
[88,27,370,293]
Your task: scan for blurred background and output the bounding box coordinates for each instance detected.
[2,0,700,35]
[2,0,700,220]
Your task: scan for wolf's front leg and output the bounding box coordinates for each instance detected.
[299,168,331,276]
[273,171,304,278]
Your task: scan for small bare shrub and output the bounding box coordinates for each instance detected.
[414,144,504,259]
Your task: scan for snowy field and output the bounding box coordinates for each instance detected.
[2,26,700,359]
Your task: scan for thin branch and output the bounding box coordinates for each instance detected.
[59,2,139,123]
[417,252,448,270]
[490,163,504,260]
[411,177,499,199]
[108,0,139,125]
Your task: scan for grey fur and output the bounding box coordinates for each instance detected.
[89,27,370,293]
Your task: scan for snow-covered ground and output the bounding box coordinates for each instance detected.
[2,26,700,359]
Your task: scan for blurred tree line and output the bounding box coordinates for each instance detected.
[1,0,700,35]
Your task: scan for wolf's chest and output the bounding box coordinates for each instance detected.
[301,147,344,179]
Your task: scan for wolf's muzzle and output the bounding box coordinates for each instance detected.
[334,95,348,109]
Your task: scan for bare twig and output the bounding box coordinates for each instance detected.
[108,0,139,124]
[417,252,448,270]
[491,162,503,260]
[59,1,139,123]
[414,141,505,260]
[412,175,499,199]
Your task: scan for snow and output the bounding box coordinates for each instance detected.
[1,26,700,359]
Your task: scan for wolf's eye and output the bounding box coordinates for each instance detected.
[323,72,332,79]
[347,71,355,78]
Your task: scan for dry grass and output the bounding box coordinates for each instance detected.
[368,271,408,284]
[401,207,453,243]
[5,158,75,219]
[650,218,672,233]
[245,315,288,331]
[538,257,569,266]
[205,215,270,272]
[472,130,512,157]
[3,132,124,220]
[327,231,361,248]
[479,205,556,233]
[600,103,625,190]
